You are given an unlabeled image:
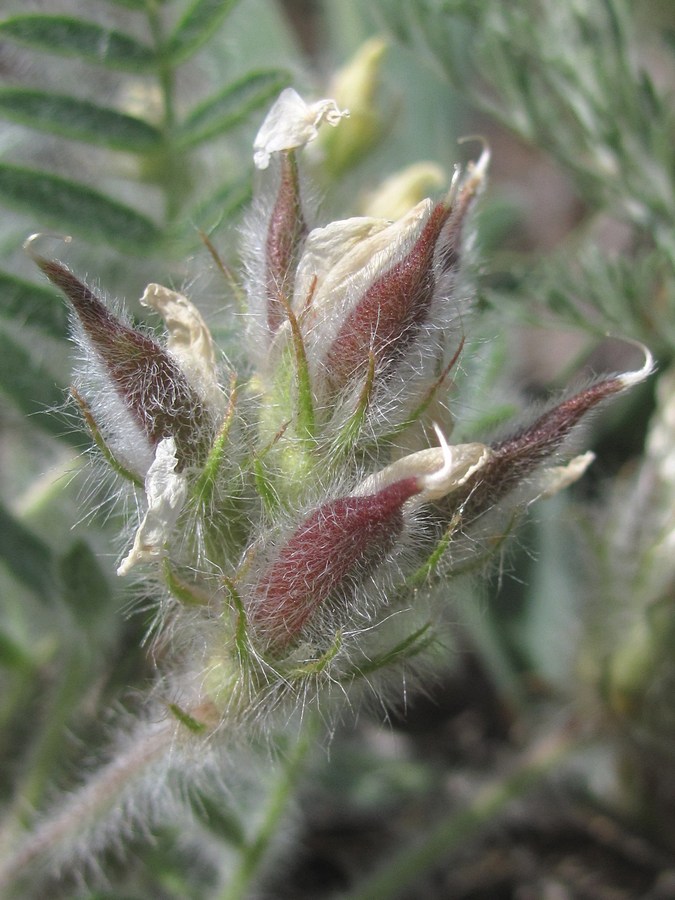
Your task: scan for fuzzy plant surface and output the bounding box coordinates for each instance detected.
[0,0,673,898]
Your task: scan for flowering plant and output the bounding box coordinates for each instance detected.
[0,80,653,893]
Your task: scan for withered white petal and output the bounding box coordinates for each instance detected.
[253,87,349,169]
[117,437,188,576]
[141,284,226,414]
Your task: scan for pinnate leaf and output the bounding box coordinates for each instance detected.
[165,0,240,64]
[0,88,162,152]
[183,175,251,237]
[0,165,161,251]
[59,541,112,625]
[0,502,58,603]
[0,15,155,72]
[0,270,67,337]
[0,328,82,445]
[0,629,34,671]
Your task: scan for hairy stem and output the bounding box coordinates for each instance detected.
[0,721,174,894]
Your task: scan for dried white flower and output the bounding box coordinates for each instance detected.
[253,87,349,169]
[117,437,188,575]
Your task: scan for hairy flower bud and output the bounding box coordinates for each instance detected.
[249,433,490,651]
[298,154,487,403]
[249,479,417,651]
[321,200,449,389]
[36,257,215,472]
[441,347,654,526]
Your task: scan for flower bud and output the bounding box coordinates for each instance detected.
[320,37,388,175]
[440,345,654,526]
[249,432,490,651]
[321,200,449,389]
[363,161,447,220]
[36,257,214,472]
[249,478,416,651]
[296,157,487,403]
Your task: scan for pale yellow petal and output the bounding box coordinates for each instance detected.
[356,440,492,504]
[141,283,225,414]
[534,451,595,500]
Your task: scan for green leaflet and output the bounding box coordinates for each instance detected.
[0,165,161,252]
[346,624,435,680]
[178,69,291,148]
[0,271,67,338]
[165,0,241,64]
[168,703,207,733]
[0,328,82,445]
[0,15,155,72]
[0,502,58,603]
[0,88,162,152]
[100,0,149,8]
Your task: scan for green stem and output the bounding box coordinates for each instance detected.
[346,720,582,900]
[146,0,185,224]
[218,719,317,900]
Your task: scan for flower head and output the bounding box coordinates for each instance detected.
[31,87,654,754]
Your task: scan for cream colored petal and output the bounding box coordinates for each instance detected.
[356,440,492,504]
[253,88,349,169]
[117,437,188,576]
[293,216,390,310]
[534,451,595,500]
[141,283,225,414]
[296,199,434,341]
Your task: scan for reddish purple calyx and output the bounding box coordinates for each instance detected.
[251,476,420,651]
[491,377,624,479]
[37,258,209,465]
[447,376,626,524]
[324,202,449,389]
[265,152,306,334]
